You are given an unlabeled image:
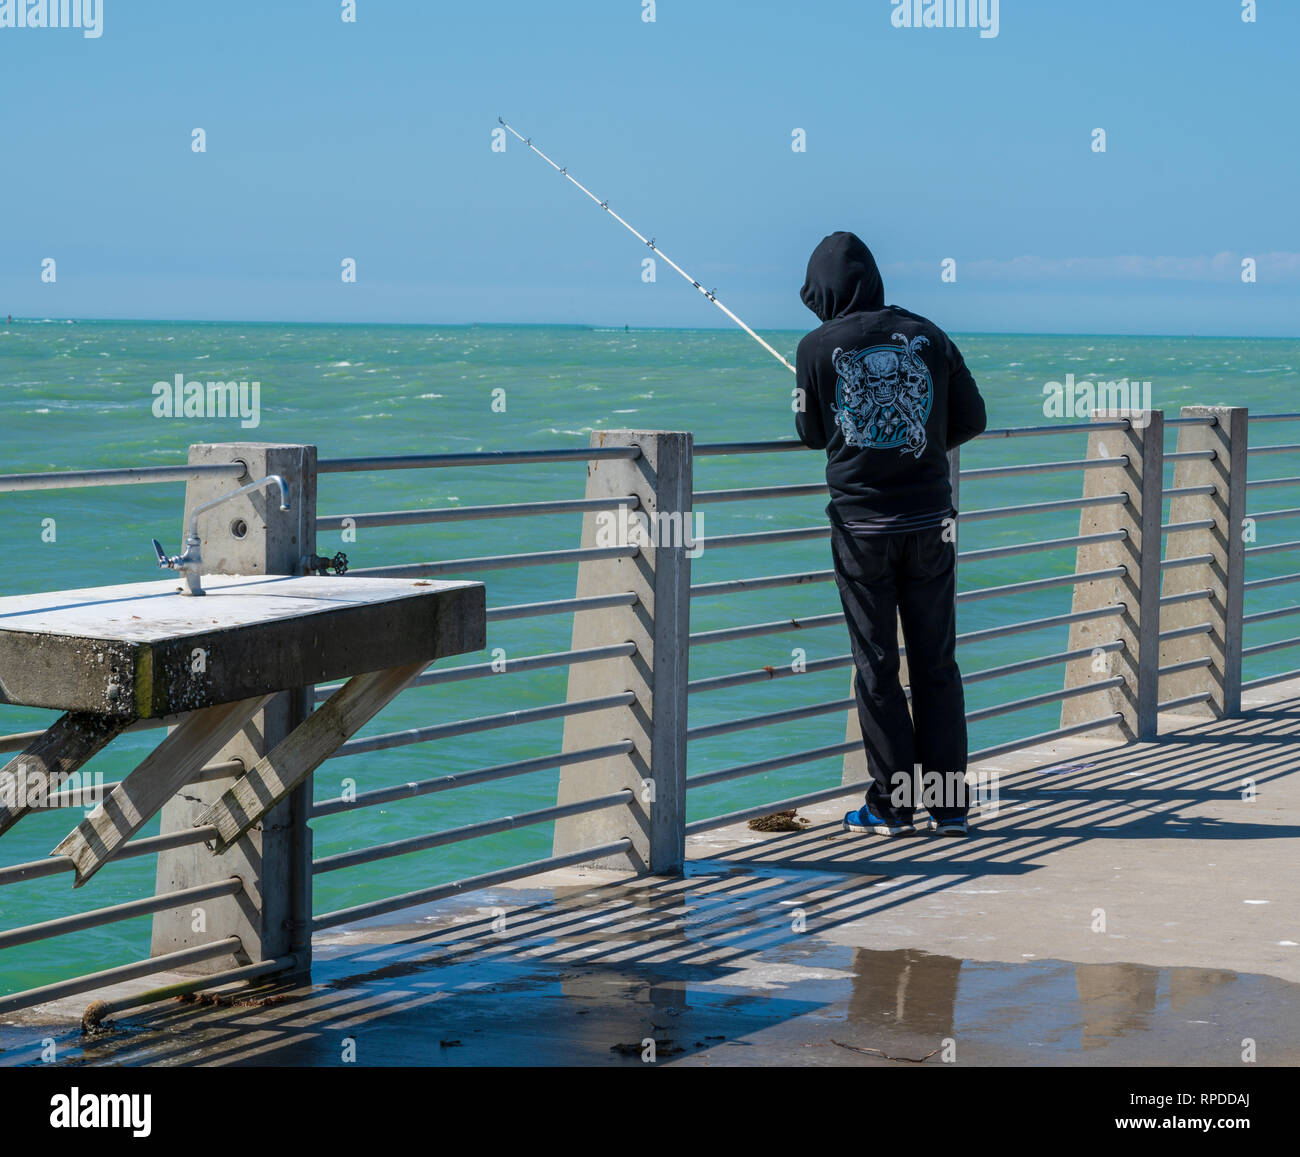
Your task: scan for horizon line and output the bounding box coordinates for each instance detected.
[3,317,1299,342]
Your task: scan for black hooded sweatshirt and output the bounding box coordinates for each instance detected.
[795,232,987,532]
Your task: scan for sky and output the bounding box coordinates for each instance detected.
[1,0,1297,335]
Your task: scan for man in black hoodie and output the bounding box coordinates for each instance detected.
[796,231,987,837]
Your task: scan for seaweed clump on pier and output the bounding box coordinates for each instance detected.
[747,809,811,832]
[81,1000,113,1035]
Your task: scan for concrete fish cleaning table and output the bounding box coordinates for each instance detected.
[0,574,486,885]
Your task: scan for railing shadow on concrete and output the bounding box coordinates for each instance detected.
[8,687,1299,1066]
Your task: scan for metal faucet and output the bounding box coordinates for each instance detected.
[152,475,292,596]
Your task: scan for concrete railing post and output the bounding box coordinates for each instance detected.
[1159,406,1248,717]
[151,442,317,974]
[842,446,960,786]
[553,431,693,875]
[1062,412,1164,741]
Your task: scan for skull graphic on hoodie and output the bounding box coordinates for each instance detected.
[831,334,933,458]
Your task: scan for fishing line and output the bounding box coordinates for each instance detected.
[499,117,796,375]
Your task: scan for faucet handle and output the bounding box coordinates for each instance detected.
[152,538,176,570]
[305,551,349,577]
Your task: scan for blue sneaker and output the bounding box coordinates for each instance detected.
[843,808,915,837]
[927,816,970,837]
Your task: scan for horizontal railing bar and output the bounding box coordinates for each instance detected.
[45,780,121,807]
[310,839,633,931]
[0,462,245,494]
[688,697,855,742]
[1243,605,1300,625]
[1244,508,1300,522]
[487,592,638,623]
[1242,666,1300,689]
[689,635,1127,709]
[1158,622,1213,642]
[307,422,1287,491]
[1246,477,1300,490]
[313,791,633,875]
[976,420,1132,438]
[0,878,241,952]
[963,641,1125,685]
[1242,637,1300,658]
[1160,554,1214,572]
[1248,444,1300,456]
[688,652,854,695]
[319,447,640,472]
[692,440,808,457]
[1158,657,1214,677]
[331,692,636,758]
[965,678,1126,723]
[77,953,299,1027]
[689,612,843,647]
[1157,692,1214,711]
[349,544,638,578]
[1244,571,1300,591]
[960,493,1128,523]
[0,937,243,1018]
[1158,589,1213,607]
[1164,484,1217,499]
[1165,450,1216,462]
[692,483,827,504]
[1162,519,1215,534]
[0,826,218,888]
[961,456,1129,481]
[316,643,637,702]
[687,637,1106,700]
[43,758,244,808]
[0,727,50,754]
[956,567,1126,603]
[691,569,835,597]
[705,530,1130,573]
[311,741,634,818]
[956,604,1125,646]
[965,713,1124,763]
[0,710,202,754]
[1244,540,1300,558]
[317,495,640,529]
[958,529,1128,564]
[700,525,828,550]
[687,740,861,792]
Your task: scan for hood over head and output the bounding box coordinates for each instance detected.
[800,231,884,322]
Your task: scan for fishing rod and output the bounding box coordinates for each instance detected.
[498,117,796,376]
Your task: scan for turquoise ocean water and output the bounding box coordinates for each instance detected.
[1,321,1297,994]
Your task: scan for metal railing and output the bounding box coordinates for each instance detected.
[2,405,1297,1023]
[1242,413,1300,691]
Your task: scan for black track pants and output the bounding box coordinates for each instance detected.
[830,520,969,824]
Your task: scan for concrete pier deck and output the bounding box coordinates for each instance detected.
[3,678,1298,1067]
